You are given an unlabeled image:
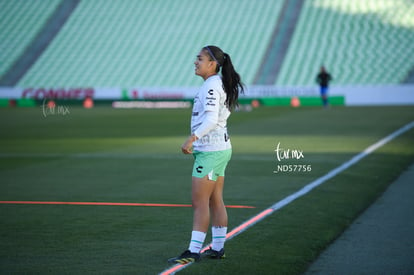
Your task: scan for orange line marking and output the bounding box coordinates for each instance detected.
[0,201,255,209]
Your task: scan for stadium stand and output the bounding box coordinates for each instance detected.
[0,0,61,78]
[254,0,305,85]
[276,0,414,85]
[1,0,413,88]
[0,0,80,86]
[16,0,283,87]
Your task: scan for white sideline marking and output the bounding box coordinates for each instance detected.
[160,121,414,274]
[271,120,413,211]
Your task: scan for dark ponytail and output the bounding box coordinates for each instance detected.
[203,46,244,111]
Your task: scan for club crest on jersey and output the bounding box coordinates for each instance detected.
[208,89,214,95]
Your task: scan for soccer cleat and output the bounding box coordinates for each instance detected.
[202,247,225,259]
[168,250,201,264]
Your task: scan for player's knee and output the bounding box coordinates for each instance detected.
[209,197,224,210]
[192,198,209,210]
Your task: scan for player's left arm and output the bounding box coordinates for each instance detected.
[193,88,219,138]
[181,88,219,154]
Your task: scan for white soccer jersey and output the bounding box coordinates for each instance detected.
[191,75,231,152]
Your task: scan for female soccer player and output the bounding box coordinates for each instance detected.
[169,45,244,264]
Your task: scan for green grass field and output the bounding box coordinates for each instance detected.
[0,105,413,274]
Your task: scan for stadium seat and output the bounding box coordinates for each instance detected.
[276,0,414,85]
[0,0,61,77]
[17,0,284,87]
[2,0,413,87]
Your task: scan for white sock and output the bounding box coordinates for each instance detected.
[188,231,206,253]
[212,226,227,251]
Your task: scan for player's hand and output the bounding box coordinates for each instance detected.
[181,135,197,154]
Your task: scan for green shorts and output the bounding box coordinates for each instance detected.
[192,149,232,181]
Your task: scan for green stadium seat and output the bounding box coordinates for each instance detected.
[2,0,413,88]
[0,0,61,77]
[17,0,284,87]
[276,0,414,86]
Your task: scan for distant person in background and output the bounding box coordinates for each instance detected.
[316,66,332,108]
